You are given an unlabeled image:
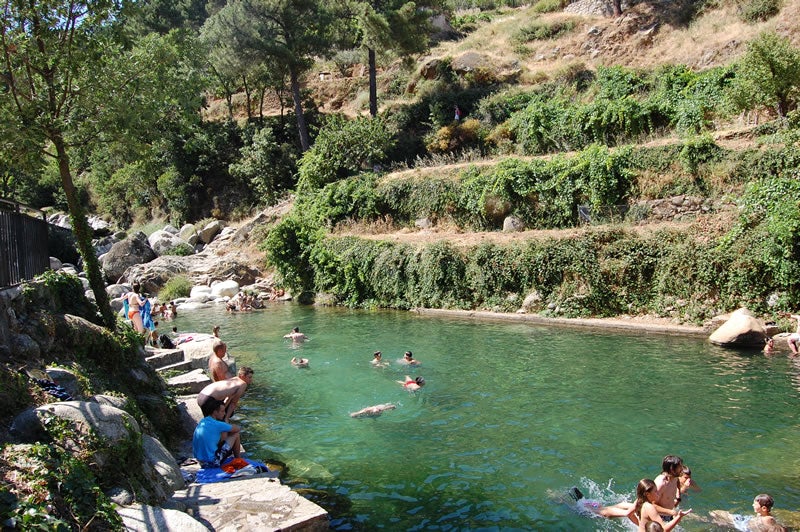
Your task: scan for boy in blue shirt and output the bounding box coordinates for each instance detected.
[193,397,242,468]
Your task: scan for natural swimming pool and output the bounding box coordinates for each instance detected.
[173,304,800,530]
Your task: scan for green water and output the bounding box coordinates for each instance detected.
[174,304,800,530]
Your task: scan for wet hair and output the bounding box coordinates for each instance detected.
[201,397,225,417]
[662,455,683,475]
[292,327,299,333]
[404,351,413,358]
[238,366,254,378]
[415,376,425,386]
[645,522,664,532]
[373,351,382,358]
[755,493,774,511]
[681,466,691,477]
[634,478,657,516]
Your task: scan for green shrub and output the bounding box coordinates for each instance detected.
[297,115,396,190]
[531,0,565,13]
[736,0,781,22]
[512,19,576,43]
[158,275,191,302]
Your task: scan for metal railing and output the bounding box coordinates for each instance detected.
[0,199,50,287]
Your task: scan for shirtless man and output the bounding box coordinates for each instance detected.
[350,403,396,418]
[208,340,232,382]
[196,367,254,422]
[284,327,309,343]
[654,455,685,522]
[126,282,146,333]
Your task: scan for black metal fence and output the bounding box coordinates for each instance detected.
[0,199,50,287]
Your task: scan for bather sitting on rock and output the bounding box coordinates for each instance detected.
[350,403,396,418]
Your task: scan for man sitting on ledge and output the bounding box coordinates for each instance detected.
[193,397,242,468]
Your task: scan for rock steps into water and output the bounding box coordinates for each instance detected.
[136,346,330,531]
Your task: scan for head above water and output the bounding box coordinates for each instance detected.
[404,351,413,359]
[292,327,300,333]
[373,351,382,359]
[415,376,425,386]
[754,493,774,511]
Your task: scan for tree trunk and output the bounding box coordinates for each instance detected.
[52,132,116,330]
[368,47,378,117]
[290,67,310,151]
[612,0,622,16]
[242,75,252,121]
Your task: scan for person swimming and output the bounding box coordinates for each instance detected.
[291,357,309,368]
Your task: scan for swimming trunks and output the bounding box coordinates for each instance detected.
[197,393,212,407]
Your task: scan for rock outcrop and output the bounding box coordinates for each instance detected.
[709,308,767,347]
[101,231,157,284]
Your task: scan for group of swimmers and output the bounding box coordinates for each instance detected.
[572,455,785,531]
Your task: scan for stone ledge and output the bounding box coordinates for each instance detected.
[170,476,329,531]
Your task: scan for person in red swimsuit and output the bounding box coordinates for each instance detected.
[399,375,425,391]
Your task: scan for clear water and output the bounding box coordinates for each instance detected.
[173,304,800,531]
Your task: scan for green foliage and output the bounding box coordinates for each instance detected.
[678,134,723,176]
[736,0,781,22]
[512,19,576,43]
[297,115,396,190]
[156,167,199,226]
[229,125,297,205]
[159,276,192,301]
[26,271,97,320]
[729,31,800,118]
[0,441,122,531]
[262,214,325,293]
[531,0,565,12]
[450,11,494,33]
[720,176,800,306]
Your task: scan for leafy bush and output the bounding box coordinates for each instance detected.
[158,275,191,302]
[531,0,565,13]
[229,126,297,205]
[331,49,363,76]
[736,0,781,22]
[512,19,576,43]
[297,115,396,190]
[424,118,485,153]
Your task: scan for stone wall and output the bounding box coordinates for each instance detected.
[631,195,721,222]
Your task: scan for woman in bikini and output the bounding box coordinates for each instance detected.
[635,478,691,532]
[126,282,146,333]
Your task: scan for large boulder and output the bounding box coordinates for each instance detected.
[101,232,156,284]
[198,220,224,244]
[148,230,191,257]
[9,401,141,454]
[210,280,239,298]
[709,308,767,347]
[141,434,185,498]
[179,224,199,246]
[189,285,212,302]
[180,337,217,369]
[122,256,193,295]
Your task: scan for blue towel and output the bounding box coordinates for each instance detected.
[141,299,155,331]
[122,298,130,321]
[194,457,273,484]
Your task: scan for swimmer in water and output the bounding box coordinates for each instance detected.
[291,357,309,368]
[349,403,396,418]
[568,486,638,523]
[401,351,420,365]
[398,375,425,391]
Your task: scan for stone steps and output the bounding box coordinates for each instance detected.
[145,347,186,369]
[167,368,211,395]
[156,359,194,374]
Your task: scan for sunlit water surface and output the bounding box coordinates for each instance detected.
[173,304,800,531]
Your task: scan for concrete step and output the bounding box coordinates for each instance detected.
[167,368,211,395]
[157,360,194,374]
[145,347,185,370]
